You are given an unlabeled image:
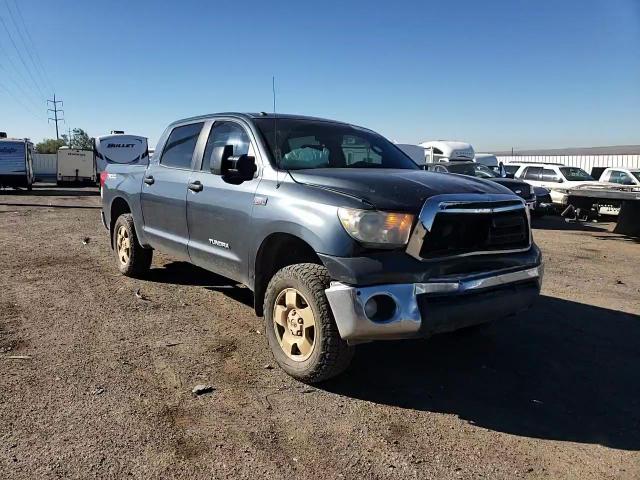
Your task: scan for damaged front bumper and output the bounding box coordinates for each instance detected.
[325,265,543,343]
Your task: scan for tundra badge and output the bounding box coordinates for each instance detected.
[209,238,230,249]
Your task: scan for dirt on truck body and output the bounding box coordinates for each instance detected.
[0,186,639,479]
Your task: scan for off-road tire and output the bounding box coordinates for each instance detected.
[264,263,354,383]
[113,213,152,278]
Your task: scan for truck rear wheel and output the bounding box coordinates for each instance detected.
[113,213,152,277]
[264,263,354,383]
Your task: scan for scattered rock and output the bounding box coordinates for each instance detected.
[192,384,214,396]
[300,388,315,394]
[135,289,149,301]
[82,237,90,245]
[92,387,105,395]
[616,279,625,285]
[263,364,274,370]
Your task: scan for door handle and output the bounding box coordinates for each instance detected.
[143,175,154,185]
[188,181,203,192]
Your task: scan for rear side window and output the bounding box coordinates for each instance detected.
[160,122,204,169]
[541,168,561,182]
[523,167,542,180]
[202,122,251,172]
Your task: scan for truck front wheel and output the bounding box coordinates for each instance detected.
[264,263,354,383]
[113,213,152,277]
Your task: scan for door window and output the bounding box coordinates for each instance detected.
[523,166,542,180]
[609,171,634,185]
[342,135,383,166]
[160,123,204,169]
[541,168,561,182]
[202,121,251,172]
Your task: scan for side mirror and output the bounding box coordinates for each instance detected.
[223,154,256,182]
[557,177,564,183]
[210,144,234,175]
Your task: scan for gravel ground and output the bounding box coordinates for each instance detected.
[1,185,639,479]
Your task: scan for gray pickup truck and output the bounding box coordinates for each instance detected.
[101,113,543,383]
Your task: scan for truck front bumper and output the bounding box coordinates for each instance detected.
[325,265,542,343]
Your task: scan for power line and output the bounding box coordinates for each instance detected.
[0,79,43,121]
[47,94,64,140]
[0,11,45,99]
[0,39,43,106]
[5,0,52,94]
[0,61,43,112]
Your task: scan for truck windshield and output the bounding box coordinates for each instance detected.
[254,118,419,170]
[559,167,593,181]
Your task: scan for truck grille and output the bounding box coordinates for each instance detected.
[406,196,531,260]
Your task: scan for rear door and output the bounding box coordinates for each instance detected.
[140,122,205,260]
[521,166,543,187]
[186,120,261,284]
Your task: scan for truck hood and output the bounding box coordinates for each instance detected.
[288,168,511,212]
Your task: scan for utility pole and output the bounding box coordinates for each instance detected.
[67,127,73,147]
[47,94,64,140]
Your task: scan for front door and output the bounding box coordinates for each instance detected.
[140,122,204,260]
[186,120,261,284]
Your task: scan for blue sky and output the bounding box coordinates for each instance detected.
[1,0,639,151]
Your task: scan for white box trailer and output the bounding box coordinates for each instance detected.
[94,134,149,175]
[57,147,96,185]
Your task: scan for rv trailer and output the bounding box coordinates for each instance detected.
[0,134,35,190]
[57,147,96,185]
[418,140,475,164]
[94,134,149,175]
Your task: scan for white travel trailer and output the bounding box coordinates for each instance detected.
[0,134,34,190]
[57,147,96,185]
[419,140,475,164]
[94,134,149,175]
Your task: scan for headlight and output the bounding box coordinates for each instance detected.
[338,207,414,248]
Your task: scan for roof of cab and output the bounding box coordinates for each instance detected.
[168,112,352,128]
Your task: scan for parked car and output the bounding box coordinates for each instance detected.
[532,186,553,215]
[506,162,609,207]
[101,113,543,383]
[474,153,501,174]
[0,136,34,190]
[425,161,547,214]
[599,168,640,186]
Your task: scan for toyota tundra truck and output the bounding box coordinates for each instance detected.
[101,113,543,383]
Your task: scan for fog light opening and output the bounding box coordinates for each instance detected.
[364,294,397,323]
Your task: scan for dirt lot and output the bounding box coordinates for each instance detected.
[1,185,639,479]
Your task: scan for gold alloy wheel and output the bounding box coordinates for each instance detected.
[273,288,316,361]
[116,225,131,266]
